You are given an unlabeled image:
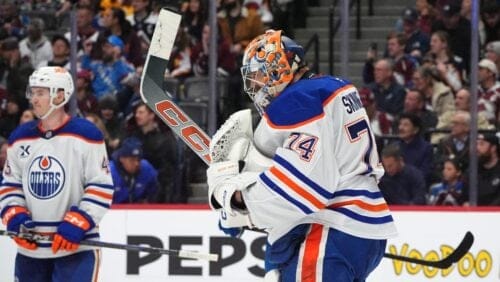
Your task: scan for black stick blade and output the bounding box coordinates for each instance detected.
[383,231,474,269]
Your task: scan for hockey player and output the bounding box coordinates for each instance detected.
[207,30,397,281]
[0,66,114,282]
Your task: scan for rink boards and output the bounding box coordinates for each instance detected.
[1,205,499,282]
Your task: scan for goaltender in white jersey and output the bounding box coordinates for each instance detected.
[0,66,113,282]
[207,30,397,281]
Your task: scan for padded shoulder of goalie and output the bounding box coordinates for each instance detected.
[210,109,253,162]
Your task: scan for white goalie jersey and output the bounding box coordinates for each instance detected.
[242,76,398,244]
[0,117,114,258]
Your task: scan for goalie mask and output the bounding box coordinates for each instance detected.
[241,30,305,114]
[26,66,74,119]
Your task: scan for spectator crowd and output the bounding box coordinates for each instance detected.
[0,0,306,204]
[360,0,500,207]
[0,0,498,206]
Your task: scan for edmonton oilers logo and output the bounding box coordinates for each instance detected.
[27,156,66,199]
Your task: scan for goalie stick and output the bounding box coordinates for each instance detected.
[140,8,211,165]
[139,8,474,270]
[0,230,218,261]
[383,231,474,269]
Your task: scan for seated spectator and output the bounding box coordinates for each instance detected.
[39,35,71,69]
[412,65,455,120]
[76,69,99,117]
[0,1,26,39]
[480,1,500,45]
[477,58,500,125]
[428,30,464,92]
[462,133,500,206]
[432,1,471,70]
[191,22,236,77]
[379,143,427,205]
[400,7,430,58]
[98,96,125,153]
[388,32,419,88]
[485,41,500,74]
[363,32,418,88]
[359,87,394,137]
[366,58,407,116]
[402,89,438,134]
[394,112,434,186]
[0,96,23,138]
[110,137,159,204]
[19,18,53,69]
[81,35,136,99]
[64,5,99,57]
[19,109,36,125]
[99,7,143,66]
[181,0,206,45]
[434,110,471,173]
[415,0,437,35]
[432,88,494,144]
[428,158,466,206]
[0,37,33,112]
[133,0,157,41]
[129,102,180,203]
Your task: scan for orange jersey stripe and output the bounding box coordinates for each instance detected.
[301,224,323,282]
[85,189,113,200]
[329,199,389,212]
[270,167,325,209]
[0,187,21,196]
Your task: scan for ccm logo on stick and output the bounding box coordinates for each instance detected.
[126,235,266,277]
[155,100,211,163]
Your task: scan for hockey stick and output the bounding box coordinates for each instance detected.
[0,230,218,261]
[140,8,211,165]
[383,231,474,268]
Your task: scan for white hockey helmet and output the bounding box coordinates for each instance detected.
[27,66,74,119]
[240,30,305,114]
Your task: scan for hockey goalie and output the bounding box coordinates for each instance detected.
[206,30,398,281]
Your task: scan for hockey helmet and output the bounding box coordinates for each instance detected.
[241,30,305,114]
[26,66,74,119]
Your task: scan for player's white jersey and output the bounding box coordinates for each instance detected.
[242,76,397,244]
[0,117,114,258]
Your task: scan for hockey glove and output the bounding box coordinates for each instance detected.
[207,161,258,214]
[52,206,95,253]
[1,206,37,250]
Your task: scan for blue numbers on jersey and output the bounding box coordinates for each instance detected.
[285,132,318,161]
[345,118,374,174]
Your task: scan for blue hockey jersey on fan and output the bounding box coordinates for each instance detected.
[0,117,114,258]
[242,76,398,244]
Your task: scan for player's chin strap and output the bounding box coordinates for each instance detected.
[0,230,218,261]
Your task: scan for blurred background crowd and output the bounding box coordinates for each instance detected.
[0,0,499,207]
